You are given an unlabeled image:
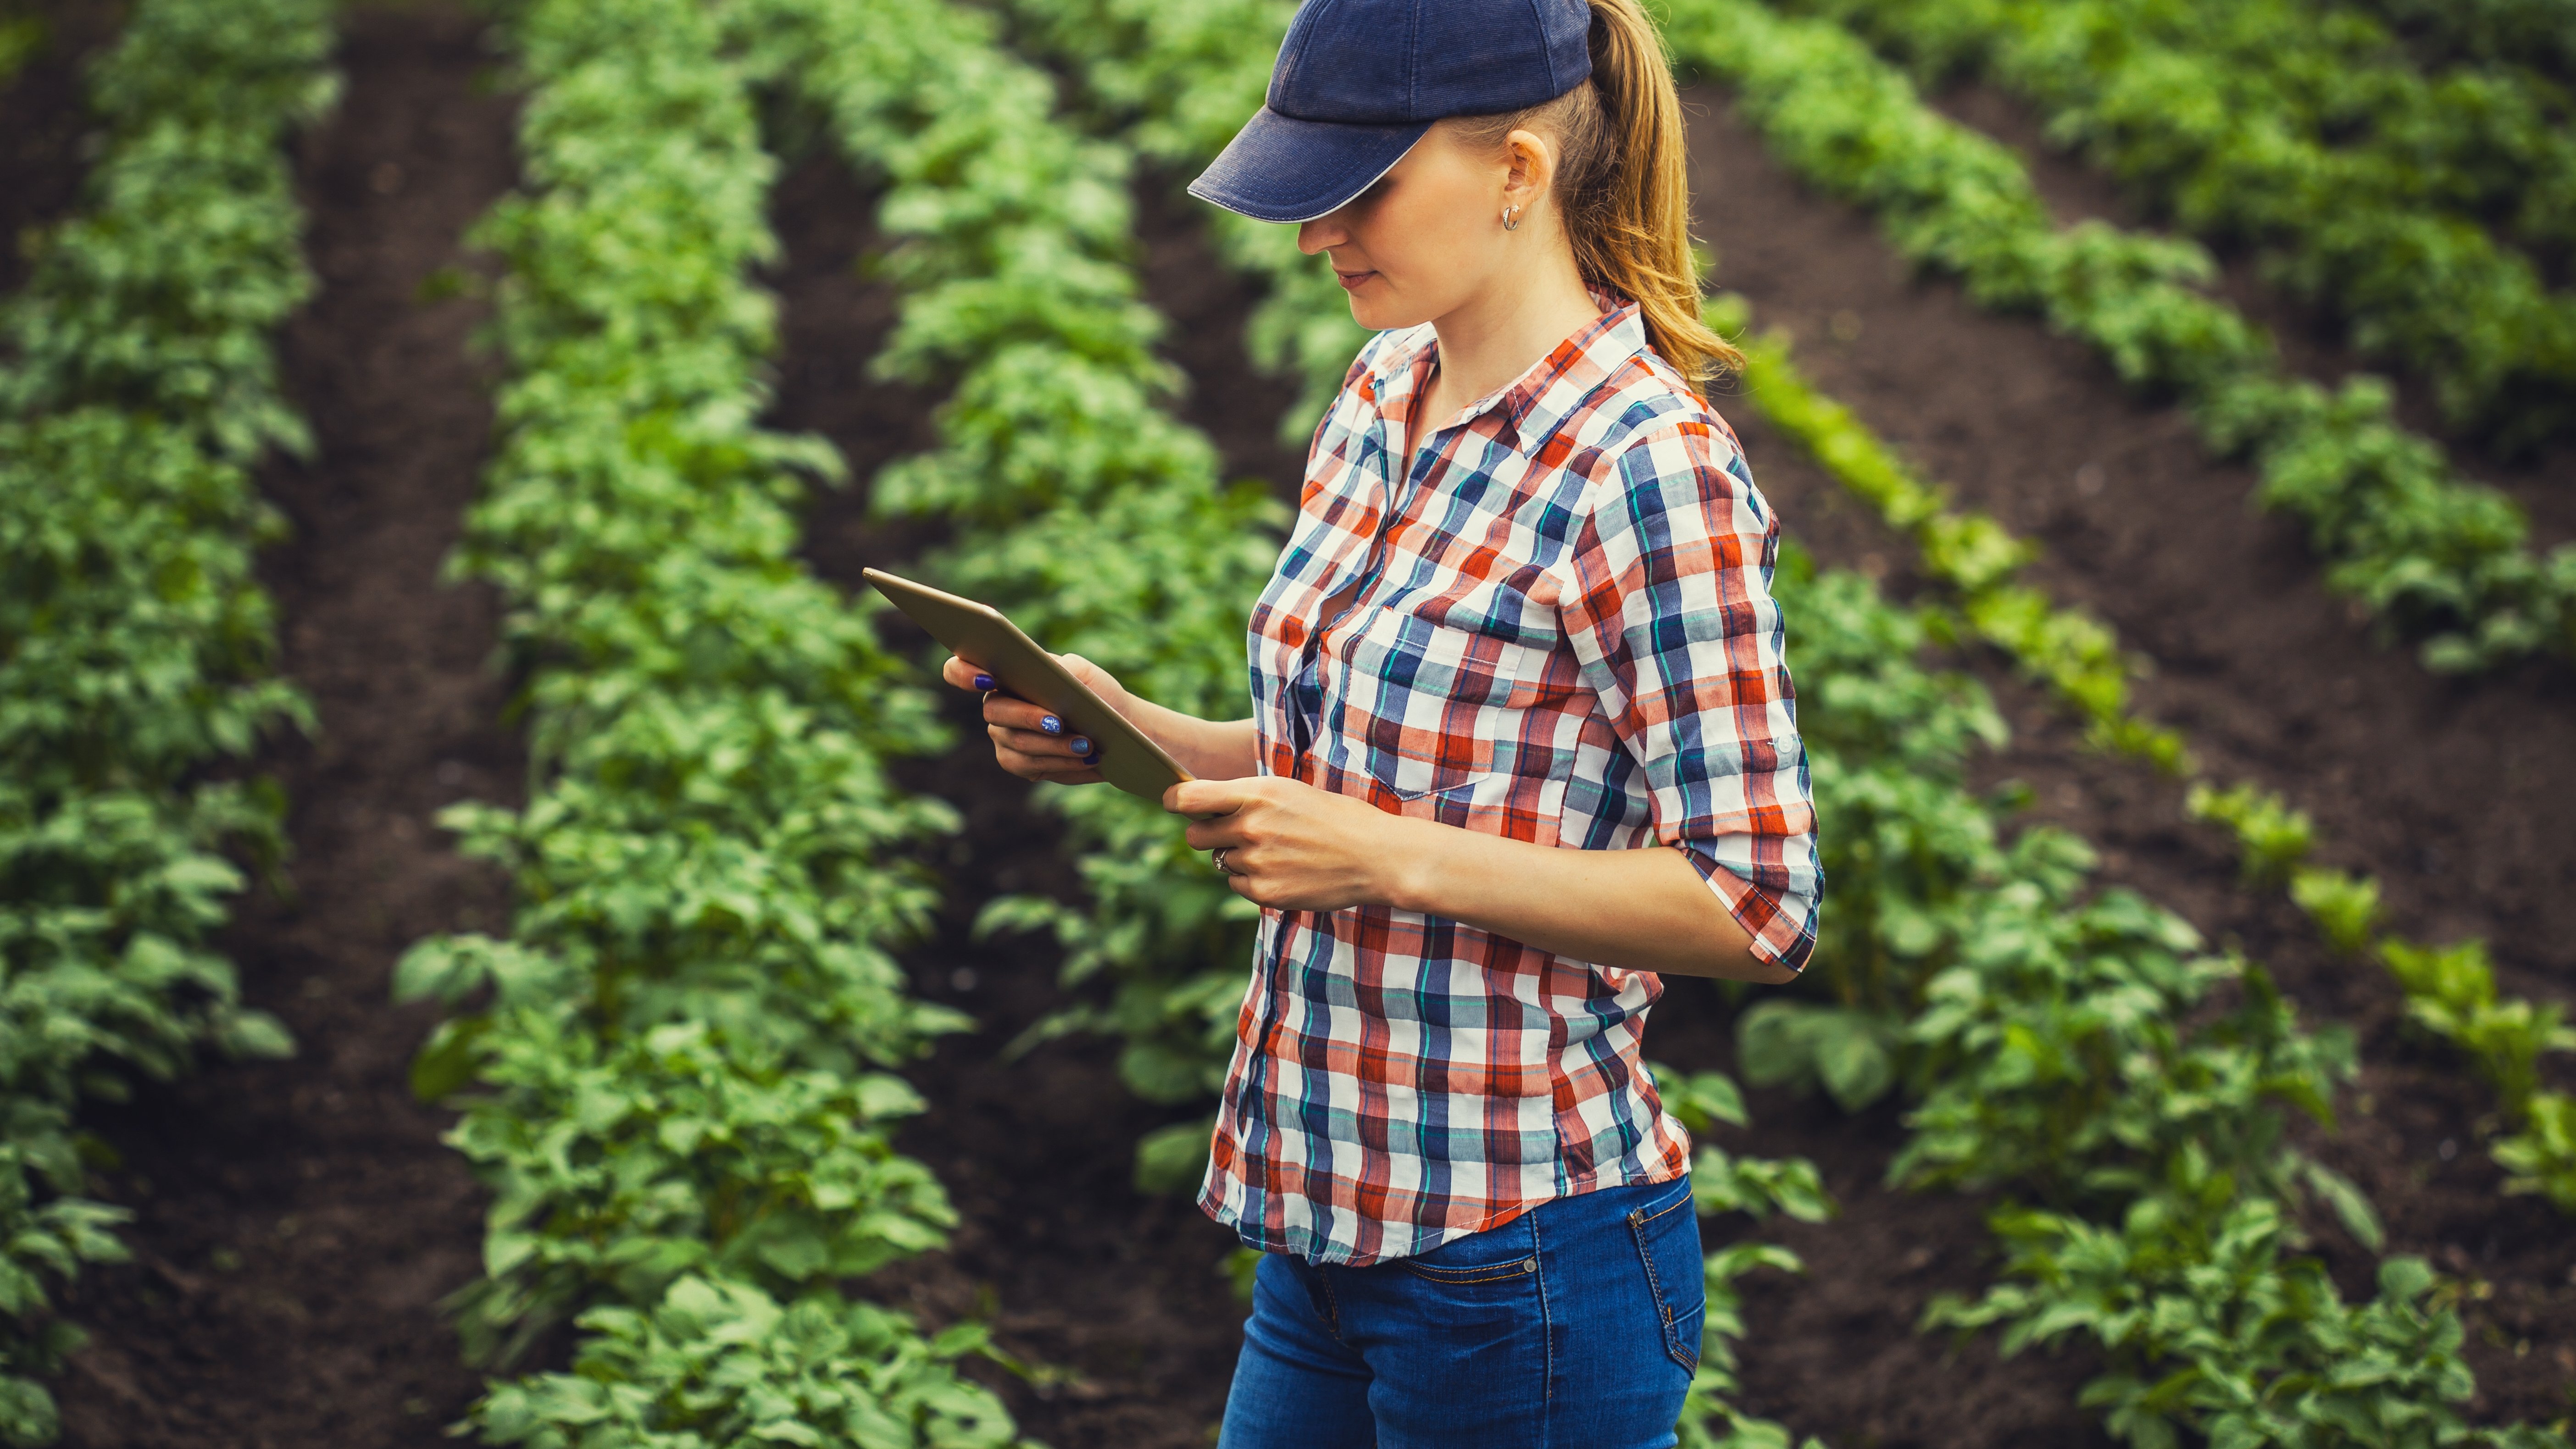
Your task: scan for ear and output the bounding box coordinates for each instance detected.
[1501,127,1557,208]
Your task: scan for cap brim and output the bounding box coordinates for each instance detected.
[1187,106,1431,224]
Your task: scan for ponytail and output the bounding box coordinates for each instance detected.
[1452,0,1741,393]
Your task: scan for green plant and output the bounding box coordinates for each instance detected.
[1712,294,2187,772]
[1665,0,2576,673]
[1715,286,2575,1226]
[475,1277,1017,1449]
[395,0,1023,1436]
[2288,869,2381,956]
[726,0,1285,1176]
[1929,1200,2553,1449]
[2185,782,2316,883]
[999,0,1358,444]
[1652,1063,1832,1449]
[1788,0,2576,455]
[0,0,328,1436]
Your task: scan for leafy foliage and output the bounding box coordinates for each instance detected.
[476,1277,1016,1449]
[1773,566,2548,1449]
[1719,288,2576,1221]
[1667,0,2576,672]
[2186,783,2318,884]
[1786,0,2576,453]
[394,0,1019,1438]
[0,0,328,1436]
[1713,294,2185,772]
[725,0,1285,1165]
[1652,1064,1833,1449]
[2179,781,2576,1210]
[1929,1209,2558,1449]
[1000,0,1360,444]
[2380,940,2576,1210]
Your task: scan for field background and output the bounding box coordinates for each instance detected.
[3,0,2572,1446]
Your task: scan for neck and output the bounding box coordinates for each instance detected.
[1424,236,1603,408]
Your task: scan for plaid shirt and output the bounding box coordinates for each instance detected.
[1200,296,1822,1266]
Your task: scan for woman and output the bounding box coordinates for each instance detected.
[941,0,1820,1440]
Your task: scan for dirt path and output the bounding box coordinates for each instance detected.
[0,0,141,1431]
[762,149,1251,1449]
[1924,82,2576,555]
[52,7,518,1444]
[0,0,125,300]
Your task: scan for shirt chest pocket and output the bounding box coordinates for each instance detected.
[1334,600,1573,847]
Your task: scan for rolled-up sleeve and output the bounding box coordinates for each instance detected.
[1559,415,1822,973]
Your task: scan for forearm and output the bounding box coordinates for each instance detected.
[1122,697,1260,782]
[1381,819,1793,984]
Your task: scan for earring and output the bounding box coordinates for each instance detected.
[1502,204,1521,232]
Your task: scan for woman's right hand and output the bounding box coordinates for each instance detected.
[939,652,1126,785]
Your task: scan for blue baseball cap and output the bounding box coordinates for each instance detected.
[1189,0,1594,224]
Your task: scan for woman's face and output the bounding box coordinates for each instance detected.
[1296,123,1541,333]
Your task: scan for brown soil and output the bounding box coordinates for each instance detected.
[765,147,1253,1449]
[47,7,517,1445]
[13,15,2573,1449]
[1922,81,2576,553]
[0,0,126,301]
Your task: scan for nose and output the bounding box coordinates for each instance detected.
[1297,211,1348,255]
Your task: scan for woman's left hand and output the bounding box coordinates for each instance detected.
[1166,777,1411,912]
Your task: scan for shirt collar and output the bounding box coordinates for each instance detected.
[1368,288,1648,455]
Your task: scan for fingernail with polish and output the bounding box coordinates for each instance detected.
[1040,716,1063,735]
[1071,737,1094,756]
[972,673,994,690]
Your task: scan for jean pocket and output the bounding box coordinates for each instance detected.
[1398,1249,1541,1287]
[1398,1222,1543,1288]
[1627,1183,1705,1371]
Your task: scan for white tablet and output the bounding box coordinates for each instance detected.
[862,567,1194,805]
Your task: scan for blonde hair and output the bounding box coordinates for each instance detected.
[1449,0,1739,393]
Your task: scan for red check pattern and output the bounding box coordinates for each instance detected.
[1201,296,1823,1266]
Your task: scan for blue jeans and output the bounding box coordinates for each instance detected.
[1216,1177,1704,1449]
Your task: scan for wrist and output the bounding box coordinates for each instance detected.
[1371,812,1445,915]
[1146,708,1253,781]
[1116,693,1200,770]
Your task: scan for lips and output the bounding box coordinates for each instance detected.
[1335,269,1376,290]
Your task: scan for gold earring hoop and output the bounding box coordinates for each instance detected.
[1502,204,1521,231]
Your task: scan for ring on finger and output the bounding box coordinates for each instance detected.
[1213,847,1234,876]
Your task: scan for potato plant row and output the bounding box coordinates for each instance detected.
[386,0,1022,1442]
[1785,0,2576,455]
[1000,0,1356,447]
[1679,0,2576,675]
[1705,294,2189,773]
[738,0,1284,1144]
[0,0,330,1438]
[1715,294,2576,1217]
[983,2,2567,1444]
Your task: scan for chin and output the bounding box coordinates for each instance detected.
[1346,292,1427,334]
